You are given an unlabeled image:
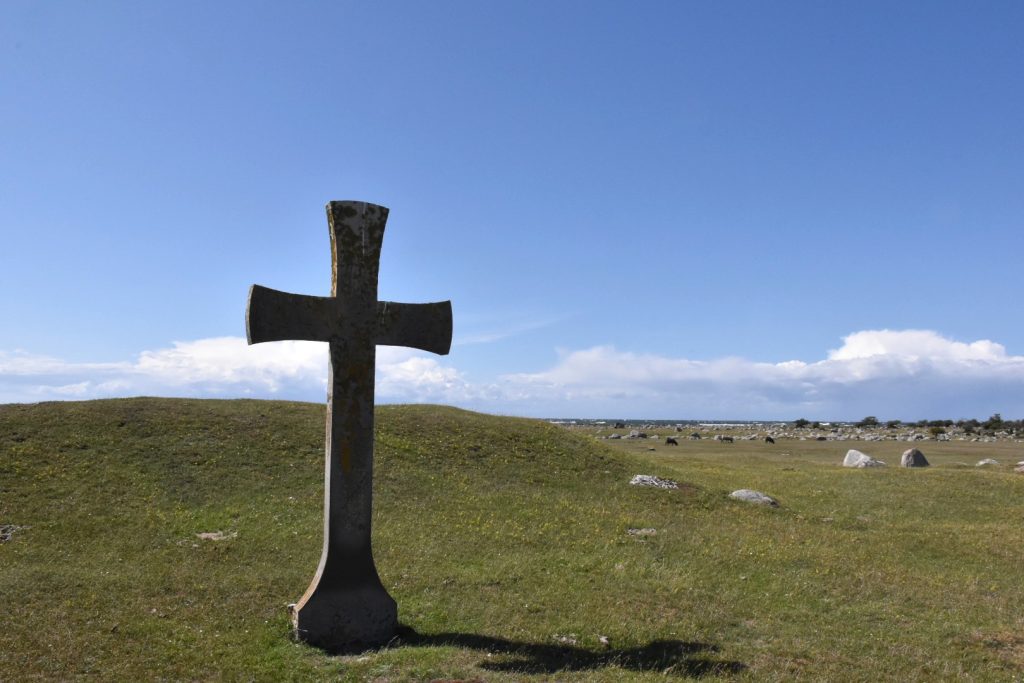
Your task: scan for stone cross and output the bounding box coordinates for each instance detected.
[246,201,452,652]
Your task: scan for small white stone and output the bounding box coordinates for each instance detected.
[630,474,679,489]
[729,489,779,507]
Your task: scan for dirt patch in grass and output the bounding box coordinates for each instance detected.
[969,629,1024,669]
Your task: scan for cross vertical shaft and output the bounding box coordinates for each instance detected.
[245,201,452,652]
[297,203,393,650]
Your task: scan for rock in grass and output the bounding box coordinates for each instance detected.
[900,448,930,468]
[976,458,999,467]
[729,489,779,507]
[629,474,679,489]
[627,527,657,536]
[843,449,886,468]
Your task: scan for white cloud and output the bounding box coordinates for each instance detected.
[3,329,1024,419]
[828,329,1008,362]
[0,338,472,405]
[493,330,1024,419]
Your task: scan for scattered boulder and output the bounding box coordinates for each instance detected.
[976,459,999,467]
[729,489,779,507]
[608,433,621,440]
[196,531,237,541]
[843,449,886,468]
[900,448,930,468]
[0,524,26,543]
[627,527,657,536]
[629,474,679,490]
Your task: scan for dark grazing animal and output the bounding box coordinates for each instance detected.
[665,437,679,446]
[765,436,775,444]
[719,435,734,443]
[689,432,701,440]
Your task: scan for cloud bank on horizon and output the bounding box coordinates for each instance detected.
[2,329,1022,420]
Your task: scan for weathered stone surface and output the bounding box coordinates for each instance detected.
[729,489,779,507]
[976,458,999,467]
[900,448,930,468]
[629,474,679,489]
[843,449,886,468]
[246,201,452,652]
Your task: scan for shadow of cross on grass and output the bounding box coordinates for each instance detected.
[393,626,748,677]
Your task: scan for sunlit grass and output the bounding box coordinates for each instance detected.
[2,399,1022,680]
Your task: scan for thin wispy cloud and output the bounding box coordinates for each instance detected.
[453,315,564,346]
[3,330,1023,420]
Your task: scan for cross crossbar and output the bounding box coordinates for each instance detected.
[247,285,452,355]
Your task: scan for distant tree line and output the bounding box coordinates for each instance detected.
[791,413,1018,435]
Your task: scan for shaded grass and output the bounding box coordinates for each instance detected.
[1,399,1022,680]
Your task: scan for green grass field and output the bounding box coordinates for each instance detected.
[2,399,1022,681]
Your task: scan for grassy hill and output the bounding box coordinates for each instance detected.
[2,399,1022,681]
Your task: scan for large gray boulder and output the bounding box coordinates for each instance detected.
[900,448,930,468]
[843,449,886,468]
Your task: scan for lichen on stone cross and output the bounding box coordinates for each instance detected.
[245,201,452,652]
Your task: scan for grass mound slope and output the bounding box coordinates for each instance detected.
[2,399,1022,681]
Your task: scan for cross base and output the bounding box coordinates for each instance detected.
[292,583,397,653]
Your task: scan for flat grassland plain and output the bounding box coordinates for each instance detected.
[1,398,1022,681]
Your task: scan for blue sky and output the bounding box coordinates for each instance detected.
[2,2,1023,419]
